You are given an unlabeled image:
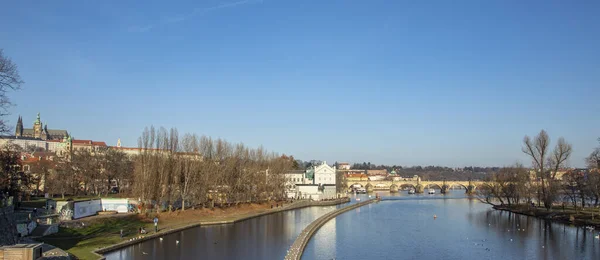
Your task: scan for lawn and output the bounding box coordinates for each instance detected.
[38,215,149,260]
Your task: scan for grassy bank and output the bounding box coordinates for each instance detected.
[493,204,600,228]
[37,201,299,259]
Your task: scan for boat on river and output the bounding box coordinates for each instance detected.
[408,188,416,194]
[355,187,367,194]
[428,188,435,194]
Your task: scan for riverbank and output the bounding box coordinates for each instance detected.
[38,198,349,260]
[493,204,600,229]
[285,198,379,260]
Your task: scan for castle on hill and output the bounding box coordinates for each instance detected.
[14,113,69,140]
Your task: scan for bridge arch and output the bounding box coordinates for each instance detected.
[399,183,416,190]
[350,183,363,188]
[448,183,471,191]
[425,183,443,190]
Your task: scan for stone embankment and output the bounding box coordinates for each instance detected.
[94,198,350,259]
[284,198,379,260]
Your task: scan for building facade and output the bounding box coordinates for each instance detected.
[338,162,350,170]
[14,113,68,140]
[285,161,338,199]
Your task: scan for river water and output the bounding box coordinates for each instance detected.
[104,204,341,260]
[105,190,600,260]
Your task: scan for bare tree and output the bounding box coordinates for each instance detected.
[47,157,78,199]
[587,138,600,169]
[103,149,131,195]
[522,130,572,209]
[0,143,22,196]
[29,157,54,195]
[0,49,24,133]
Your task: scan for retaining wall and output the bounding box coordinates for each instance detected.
[284,199,378,260]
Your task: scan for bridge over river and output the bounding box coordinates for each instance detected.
[348,180,484,194]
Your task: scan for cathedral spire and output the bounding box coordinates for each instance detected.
[15,115,23,137]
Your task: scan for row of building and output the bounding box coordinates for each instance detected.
[283,162,421,200]
[285,161,337,200]
[1,113,156,157]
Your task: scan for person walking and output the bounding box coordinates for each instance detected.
[154,217,159,233]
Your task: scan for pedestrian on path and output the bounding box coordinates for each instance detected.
[154,217,159,233]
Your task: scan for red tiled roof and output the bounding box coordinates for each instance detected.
[346,173,368,178]
[108,146,164,151]
[71,139,92,144]
[70,140,107,146]
[22,157,38,163]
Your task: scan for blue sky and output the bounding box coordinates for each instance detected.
[1,0,598,167]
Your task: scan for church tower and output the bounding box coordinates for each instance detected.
[15,116,23,137]
[41,124,49,140]
[33,113,43,139]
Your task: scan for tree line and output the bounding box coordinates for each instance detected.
[131,126,293,212]
[1,126,295,212]
[478,130,600,210]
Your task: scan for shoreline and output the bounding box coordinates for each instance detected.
[492,204,600,229]
[93,198,350,259]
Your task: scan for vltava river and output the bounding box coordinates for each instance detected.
[105,190,600,259]
[304,191,600,260]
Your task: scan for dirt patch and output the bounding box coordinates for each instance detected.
[143,202,284,228]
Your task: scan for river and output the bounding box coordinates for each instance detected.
[105,190,600,260]
[104,204,342,260]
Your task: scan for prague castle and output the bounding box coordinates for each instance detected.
[14,113,69,140]
[0,113,104,155]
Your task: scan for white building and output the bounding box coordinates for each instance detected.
[338,162,350,170]
[287,161,338,200]
[295,184,337,200]
[313,161,336,185]
[285,170,307,185]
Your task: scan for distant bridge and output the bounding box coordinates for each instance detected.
[347,180,484,194]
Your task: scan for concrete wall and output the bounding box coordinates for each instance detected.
[16,222,37,237]
[73,199,102,219]
[100,199,129,213]
[322,186,336,200]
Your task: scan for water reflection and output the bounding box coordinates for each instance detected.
[304,191,600,260]
[105,205,337,260]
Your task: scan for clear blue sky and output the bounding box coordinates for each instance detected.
[1,0,599,167]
